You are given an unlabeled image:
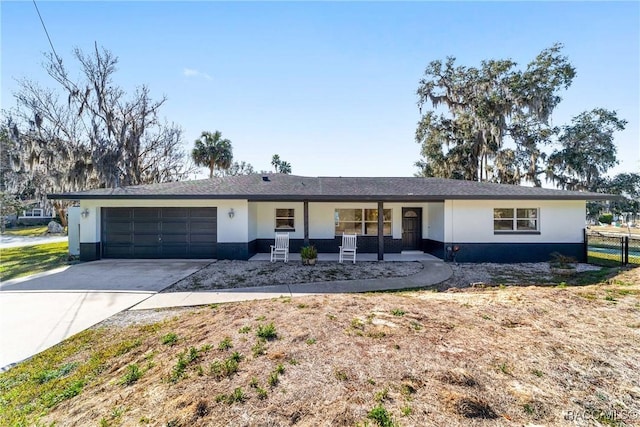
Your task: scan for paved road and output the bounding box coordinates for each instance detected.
[0,260,210,370]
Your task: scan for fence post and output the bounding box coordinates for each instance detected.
[583,228,588,263]
[624,236,629,265]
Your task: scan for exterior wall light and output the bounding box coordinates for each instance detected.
[228,208,235,219]
[81,208,90,218]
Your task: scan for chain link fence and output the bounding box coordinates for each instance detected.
[586,230,640,266]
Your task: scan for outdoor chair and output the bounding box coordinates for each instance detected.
[339,233,357,264]
[270,232,290,263]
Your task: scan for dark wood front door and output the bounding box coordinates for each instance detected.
[402,208,422,250]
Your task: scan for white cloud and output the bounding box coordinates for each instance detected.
[183,68,212,80]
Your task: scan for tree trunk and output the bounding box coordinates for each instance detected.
[53,200,69,228]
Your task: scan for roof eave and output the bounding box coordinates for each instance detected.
[48,193,620,201]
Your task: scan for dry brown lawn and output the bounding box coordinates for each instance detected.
[3,268,639,427]
[590,225,640,236]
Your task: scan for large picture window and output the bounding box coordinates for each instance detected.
[335,209,392,236]
[494,208,538,232]
[275,208,295,230]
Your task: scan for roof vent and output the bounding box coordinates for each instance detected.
[262,176,270,182]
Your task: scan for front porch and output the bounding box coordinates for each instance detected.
[248,251,442,262]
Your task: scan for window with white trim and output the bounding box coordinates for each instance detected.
[494,208,539,232]
[275,208,295,230]
[334,209,392,236]
[23,208,44,217]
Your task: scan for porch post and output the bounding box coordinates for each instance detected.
[377,201,384,261]
[304,200,309,246]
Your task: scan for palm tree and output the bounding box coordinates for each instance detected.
[271,154,292,174]
[192,131,233,178]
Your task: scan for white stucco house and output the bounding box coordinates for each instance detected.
[49,174,611,263]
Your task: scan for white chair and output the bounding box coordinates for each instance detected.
[339,234,357,264]
[270,232,290,263]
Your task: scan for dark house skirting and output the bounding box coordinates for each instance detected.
[441,242,585,263]
[80,242,102,261]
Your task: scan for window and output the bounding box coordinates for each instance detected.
[275,208,295,230]
[23,208,44,217]
[494,208,538,232]
[335,209,392,236]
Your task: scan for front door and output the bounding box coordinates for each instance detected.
[402,208,422,251]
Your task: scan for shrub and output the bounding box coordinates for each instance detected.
[119,364,142,386]
[161,333,178,346]
[218,336,233,350]
[549,252,577,269]
[300,245,318,260]
[256,323,277,340]
[598,213,613,224]
[367,404,397,427]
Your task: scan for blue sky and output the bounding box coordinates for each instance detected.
[2,1,638,181]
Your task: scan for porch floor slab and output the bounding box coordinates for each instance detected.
[248,252,442,262]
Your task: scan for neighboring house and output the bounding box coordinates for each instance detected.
[6,205,54,226]
[48,174,612,263]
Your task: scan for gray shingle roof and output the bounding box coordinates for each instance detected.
[48,174,615,201]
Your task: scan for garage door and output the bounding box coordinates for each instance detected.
[102,207,217,259]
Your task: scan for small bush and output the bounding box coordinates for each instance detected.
[598,213,613,224]
[209,354,240,380]
[218,336,233,350]
[162,333,178,346]
[374,387,389,403]
[238,326,251,334]
[549,252,577,268]
[228,387,246,403]
[300,245,318,260]
[350,318,364,330]
[249,377,259,388]
[256,323,278,340]
[391,309,405,316]
[256,387,268,399]
[170,347,202,383]
[367,404,397,427]
[268,371,279,387]
[252,340,267,357]
[119,364,142,386]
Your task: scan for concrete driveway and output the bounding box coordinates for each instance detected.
[0,260,209,370]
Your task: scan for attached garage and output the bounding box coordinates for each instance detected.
[101,207,217,259]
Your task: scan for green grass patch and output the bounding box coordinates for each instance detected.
[0,242,69,281]
[0,327,155,425]
[588,251,623,267]
[1,225,48,237]
[571,267,618,286]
